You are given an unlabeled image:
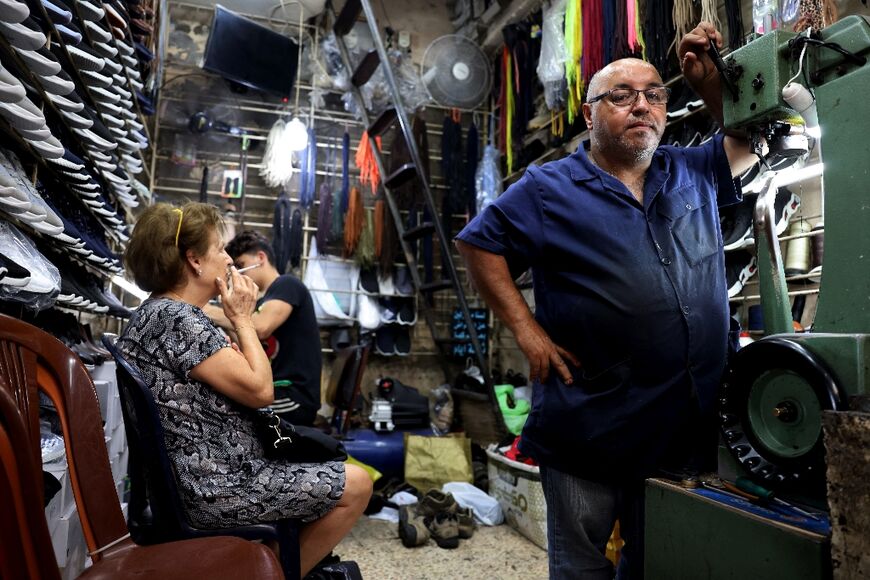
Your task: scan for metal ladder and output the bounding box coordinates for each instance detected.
[327,0,507,440]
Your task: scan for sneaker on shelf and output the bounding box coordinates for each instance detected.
[773,187,801,237]
[374,327,395,356]
[359,267,379,294]
[397,504,430,548]
[396,298,417,325]
[394,265,414,296]
[726,250,758,298]
[720,196,754,251]
[394,326,411,356]
[41,430,65,463]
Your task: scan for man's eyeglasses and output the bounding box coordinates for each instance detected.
[587,87,672,107]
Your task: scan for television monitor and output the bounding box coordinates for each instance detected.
[202,5,301,99]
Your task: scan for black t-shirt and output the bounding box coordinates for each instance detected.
[258,275,322,419]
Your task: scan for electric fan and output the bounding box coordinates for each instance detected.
[420,34,492,110]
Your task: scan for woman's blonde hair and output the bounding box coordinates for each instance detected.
[125,202,224,293]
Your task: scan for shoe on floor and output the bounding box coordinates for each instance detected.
[398,504,430,548]
[425,512,460,549]
[457,506,475,539]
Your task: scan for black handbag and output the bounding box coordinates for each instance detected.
[253,409,347,463]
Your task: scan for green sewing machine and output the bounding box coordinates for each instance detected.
[646,15,870,579]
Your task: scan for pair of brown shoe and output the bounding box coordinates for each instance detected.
[398,490,475,549]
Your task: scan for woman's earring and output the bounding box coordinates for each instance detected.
[197,269,202,277]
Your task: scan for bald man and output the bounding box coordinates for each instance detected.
[456,23,756,580]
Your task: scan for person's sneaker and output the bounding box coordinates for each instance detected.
[398,504,430,548]
[425,512,460,549]
[456,506,475,539]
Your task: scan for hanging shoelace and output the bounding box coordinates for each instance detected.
[374,198,385,258]
[272,189,292,274]
[340,131,350,214]
[355,207,375,269]
[699,0,722,33]
[612,0,631,60]
[646,0,675,78]
[316,131,337,250]
[465,121,479,218]
[298,127,317,211]
[672,0,696,54]
[316,182,332,251]
[331,188,344,243]
[355,132,382,195]
[288,208,303,270]
[344,185,364,257]
[631,0,647,59]
[603,0,615,65]
[500,46,515,174]
[724,0,745,49]
[564,0,583,122]
[582,0,604,87]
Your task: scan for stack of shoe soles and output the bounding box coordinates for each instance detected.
[0,147,124,273]
[720,186,801,298]
[398,490,475,550]
[0,0,150,221]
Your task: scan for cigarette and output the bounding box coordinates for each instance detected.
[237,263,262,273]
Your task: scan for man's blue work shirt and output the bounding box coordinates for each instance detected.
[456,135,741,482]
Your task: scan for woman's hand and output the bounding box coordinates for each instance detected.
[216,267,258,327]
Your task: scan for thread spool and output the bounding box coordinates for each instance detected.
[748,304,764,332]
[810,222,824,270]
[784,220,812,276]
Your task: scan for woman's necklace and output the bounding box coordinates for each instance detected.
[165,290,186,303]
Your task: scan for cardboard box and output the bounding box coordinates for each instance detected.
[486,448,548,550]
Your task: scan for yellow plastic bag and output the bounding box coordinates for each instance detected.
[346,454,383,484]
[403,434,473,493]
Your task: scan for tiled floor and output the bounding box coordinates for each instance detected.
[336,517,549,579]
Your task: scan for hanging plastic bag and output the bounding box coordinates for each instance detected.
[537,0,568,111]
[475,144,503,214]
[0,221,60,310]
[302,238,358,326]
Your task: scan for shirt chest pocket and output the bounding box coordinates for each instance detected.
[657,186,721,267]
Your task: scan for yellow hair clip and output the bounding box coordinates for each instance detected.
[173,208,183,247]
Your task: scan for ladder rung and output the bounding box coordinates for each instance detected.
[351,50,380,87]
[385,162,417,189]
[402,222,435,241]
[368,107,397,136]
[420,280,453,293]
[333,0,362,36]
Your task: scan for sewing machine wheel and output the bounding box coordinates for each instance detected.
[719,336,846,488]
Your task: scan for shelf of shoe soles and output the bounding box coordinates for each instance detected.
[21,3,130,191]
[0,115,124,279]
[99,1,154,166]
[78,1,152,185]
[32,0,147,208]
[728,286,820,304]
[724,224,824,253]
[0,44,135,237]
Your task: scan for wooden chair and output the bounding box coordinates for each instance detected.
[0,313,283,579]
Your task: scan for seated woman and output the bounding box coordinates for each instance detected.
[117,202,371,577]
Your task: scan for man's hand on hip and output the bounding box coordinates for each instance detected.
[514,319,580,386]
